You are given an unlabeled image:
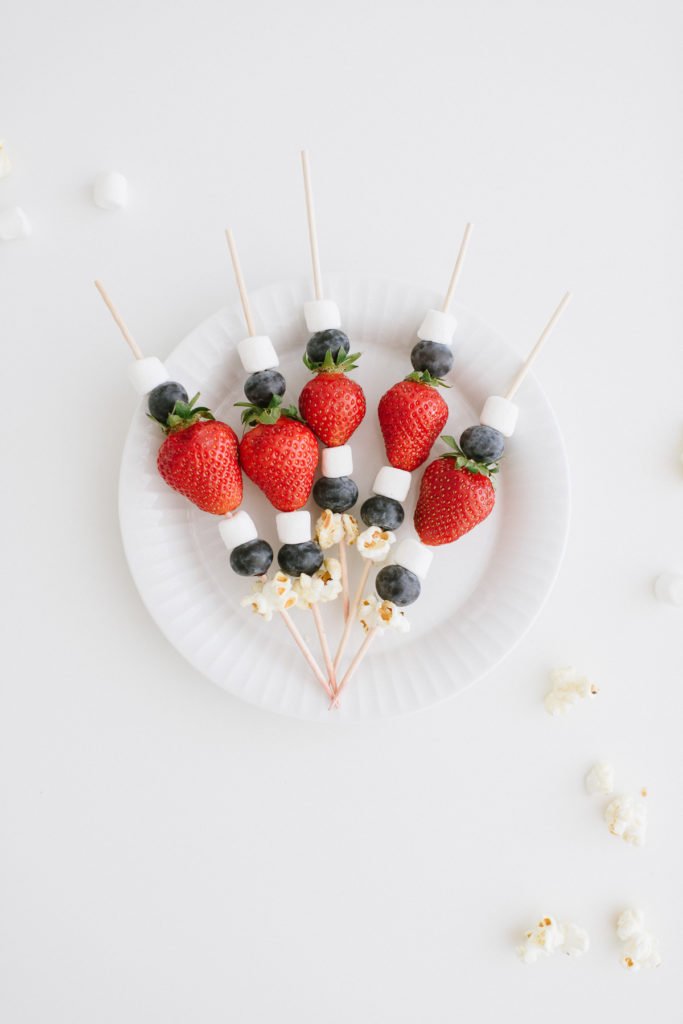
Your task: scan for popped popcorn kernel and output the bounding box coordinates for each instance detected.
[293,559,342,607]
[517,916,589,963]
[358,594,410,634]
[544,666,598,716]
[356,526,396,563]
[605,795,647,847]
[585,761,615,796]
[315,510,344,549]
[616,910,662,970]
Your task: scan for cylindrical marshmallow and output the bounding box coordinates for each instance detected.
[237,335,279,374]
[127,356,170,395]
[372,465,411,502]
[0,205,31,241]
[276,510,311,544]
[219,511,258,552]
[303,299,342,333]
[321,445,353,478]
[93,171,128,211]
[394,538,433,580]
[654,573,683,607]
[480,395,519,437]
[417,309,457,346]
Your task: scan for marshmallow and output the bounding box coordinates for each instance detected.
[321,445,353,478]
[304,299,342,333]
[372,466,411,502]
[417,309,457,346]
[394,538,433,580]
[237,335,279,374]
[0,205,31,241]
[276,510,311,545]
[218,511,258,552]
[0,141,11,179]
[654,573,683,607]
[480,395,519,437]
[93,171,128,210]
[127,356,170,395]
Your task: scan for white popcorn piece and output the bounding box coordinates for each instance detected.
[315,510,343,549]
[480,394,519,437]
[616,910,662,970]
[358,594,410,634]
[417,308,457,346]
[304,299,342,333]
[241,572,299,620]
[356,526,396,562]
[544,666,598,715]
[240,588,274,621]
[604,795,648,847]
[654,573,683,607]
[127,356,170,395]
[562,922,591,957]
[585,761,615,796]
[0,205,31,241]
[517,916,590,963]
[294,558,342,607]
[93,170,128,210]
[341,514,359,544]
[0,140,11,179]
[321,444,353,478]
[616,908,645,942]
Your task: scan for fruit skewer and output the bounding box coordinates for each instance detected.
[334,291,572,704]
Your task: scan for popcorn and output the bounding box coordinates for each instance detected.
[315,511,359,549]
[316,558,343,602]
[241,588,274,621]
[241,572,298,620]
[616,910,662,970]
[0,141,11,179]
[585,761,615,796]
[517,916,589,963]
[356,526,396,562]
[544,666,598,715]
[604,795,647,846]
[358,594,410,634]
[341,513,359,544]
[293,572,325,608]
[616,908,645,941]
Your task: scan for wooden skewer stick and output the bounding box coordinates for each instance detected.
[279,607,335,700]
[301,150,323,301]
[94,280,144,360]
[441,223,473,314]
[333,560,372,673]
[331,627,378,707]
[225,229,257,335]
[311,603,336,691]
[505,292,572,401]
[338,539,350,621]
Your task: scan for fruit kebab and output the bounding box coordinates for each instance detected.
[299,150,366,619]
[223,228,338,695]
[334,291,572,704]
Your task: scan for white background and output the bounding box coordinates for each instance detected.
[2,0,682,1020]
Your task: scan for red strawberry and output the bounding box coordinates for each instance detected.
[238,399,319,511]
[414,437,497,545]
[299,349,366,446]
[378,372,449,471]
[156,397,242,514]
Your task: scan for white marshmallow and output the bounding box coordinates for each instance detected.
[321,445,353,478]
[218,511,258,552]
[0,205,31,241]
[654,573,683,607]
[372,465,411,502]
[480,395,519,437]
[237,335,279,374]
[127,356,170,395]
[0,141,11,179]
[394,538,433,580]
[417,309,457,346]
[304,299,342,333]
[276,510,311,545]
[93,171,128,210]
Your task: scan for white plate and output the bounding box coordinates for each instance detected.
[119,276,570,721]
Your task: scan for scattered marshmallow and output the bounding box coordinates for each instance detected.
[93,170,128,210]
[0,140,11,179]
[0,205,31,241]
[616,910,662,971]
[517,916,590,963]
[654,573,683,607]
[544,666,598,715]
[604,795,648,847]
[585,762,615,796]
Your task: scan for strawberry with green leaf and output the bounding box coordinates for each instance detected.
[377,371,449,472]
[238,396,319,512]
[413,435,499,546]
[298,347,366,447]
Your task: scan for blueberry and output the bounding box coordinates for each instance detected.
[410,340,454,378]
[244,369,286,408]
[230,539,274,577]
[375,564,421,606]
[459,425,505,463]
[278,541,324,576]
[306,329,350,364]
[147,381,189,423]
[360,495,404,531]
[313,475,359,513]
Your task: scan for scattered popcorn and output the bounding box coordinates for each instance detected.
[585,761,615,796]
[518,916,589,963]
[358,594,410,634]
[0,140,11,179]
[544,666,598,715]
[616,910,662,970]
[604,795,647,846]
[0,204,31,241]
[293,559,342,607]
[93,170,128,210]
[241,572,298,620]
[356,526,396,562]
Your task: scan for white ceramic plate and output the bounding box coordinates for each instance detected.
[119,276,570,721]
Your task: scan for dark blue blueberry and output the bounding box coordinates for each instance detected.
[230,539,274,577]
[459,425,505,463]
[313,475,359,513]
[278,541,324,577]
[244,369,286,408]
[410,340,454,378]
[360,495,404,531]
[375,564,421,606]
[147,381,189,424]
[306,329,350,364]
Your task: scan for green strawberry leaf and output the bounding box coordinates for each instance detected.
[404,370,451,388]
[438,435,502,479]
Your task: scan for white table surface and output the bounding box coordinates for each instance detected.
[2,1,682,1020]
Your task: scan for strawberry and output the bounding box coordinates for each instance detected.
[238,397,319,512]
[156,395,242,514]
[299,348,366,446]
[414,436,498,546]
[378,372,449,471]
